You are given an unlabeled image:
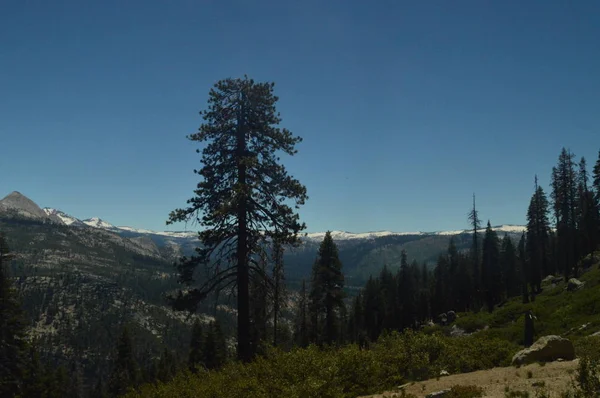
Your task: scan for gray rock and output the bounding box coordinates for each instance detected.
[542,275,555,284]
[0,191,49,219]
[512,335,575,365]
[567,278,585,291]
[447,310,457,323]
[592,331,600,337]
[450,324,467,337]
[437,312,447,325]
[426,389,451,398]
[439,369,450,376]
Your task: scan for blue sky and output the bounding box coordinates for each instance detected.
[1,0,599,233]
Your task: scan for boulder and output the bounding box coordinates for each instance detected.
[450,324,467,337]
[437,313,447,325]
[567,278,585,291]
[446,310,457,323]
[511,335,575,365]
[439,369,450,377]
[592,331,600,337]
[426,389,451,398]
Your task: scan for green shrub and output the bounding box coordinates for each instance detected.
[124,329,520,398]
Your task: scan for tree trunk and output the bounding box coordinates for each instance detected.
[236,91,251,362]
[273,278,279,347]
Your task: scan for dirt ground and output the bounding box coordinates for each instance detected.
[360,359,579,398]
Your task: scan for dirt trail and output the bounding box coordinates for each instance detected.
[361,359,579,398]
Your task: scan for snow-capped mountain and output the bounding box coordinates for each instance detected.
[82,217,117,230]
[303,225,526,242]
[2,191,527,244]
[43,208,86,227]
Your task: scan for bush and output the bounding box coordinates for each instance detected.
[124,329,520,398]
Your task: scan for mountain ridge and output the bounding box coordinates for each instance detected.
[2,191,526,241]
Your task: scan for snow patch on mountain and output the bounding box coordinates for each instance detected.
[304,230,422,242]
[116,226,197,238]
[83,217,116,229]
[43,208,85,226]
[303,225,527,241]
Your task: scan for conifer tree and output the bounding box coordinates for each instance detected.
[19,345,46,397]
[593,150,600,253]
[157,348,177,383]
[167,76,307,362]
[526,176,551,293]
[378,265,397,331]
[48,365,70,398]
[482,221,501,312]
[90,377,108,398]
[271,239,285,347]
[468,194,482,305]
[66,361,84,398]
[293,279,309,347]
[551,148,579,279]
[500,234,519,298]
[576,157,599,259]
[108,326,140,397]
[593,150,600,205]
[432,254,448,315]
[418,263,432,320]
[362,276,383,341]
[188,320,204,372]
[398,250,416,329]
[203,321,227,370]
[0,233,27,397]
[309,232,345,345]
[249,253,269,355]
[518,233,529,304]
[348,292,365,344]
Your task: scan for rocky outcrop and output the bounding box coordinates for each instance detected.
[567,278,584,291]
[543,275,563,285]
[447,310,457,323]
[426,389,451,398]
[512,335,575,365]
[0,191,50,219]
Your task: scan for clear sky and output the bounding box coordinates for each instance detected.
[1,0,599,233]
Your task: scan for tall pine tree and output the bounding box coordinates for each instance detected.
[551,148,579,279]
[482,221,501,312]
[500,234,519,298]
[468,194,482,307]
[108,326,140,397]
[398,250,416,329]
[593,150,600,255]
[188,320,204,372]
[293,279,309,347]
[518,233,529,304]
[203,320,227,370]
[271,239,285,347]
[576,157,599,260]
[309,232,345,345]
[526,176,550,293]
[167,77,307,361]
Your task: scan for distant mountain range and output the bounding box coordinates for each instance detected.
[1,191,526,241]
[1,190,527,283]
